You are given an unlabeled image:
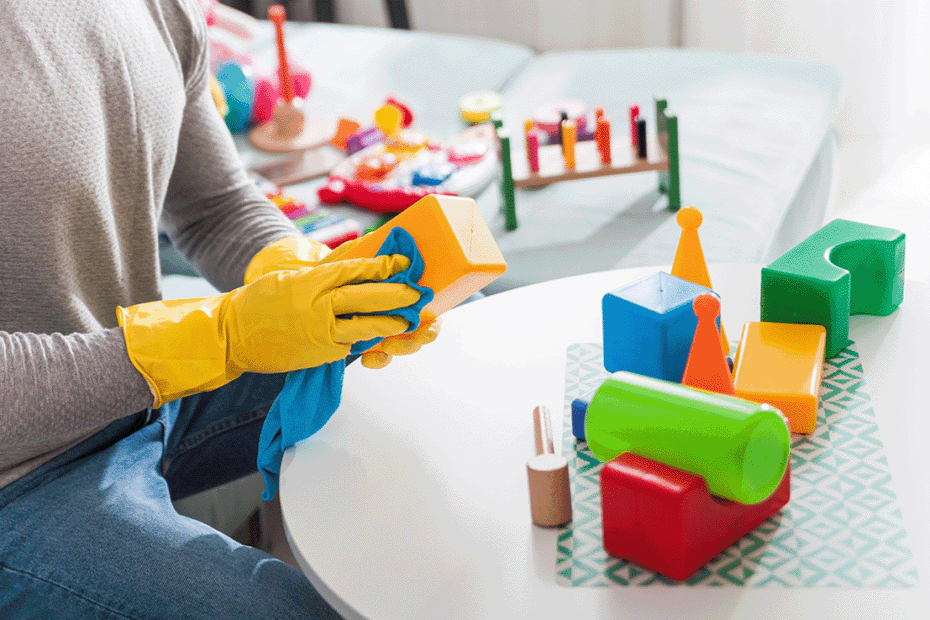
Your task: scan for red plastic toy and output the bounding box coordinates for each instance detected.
[600,452,791,582]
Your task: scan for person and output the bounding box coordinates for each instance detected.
[0,1,438,617]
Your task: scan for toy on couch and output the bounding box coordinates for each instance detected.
[317,121,499,213]
[205,1,313,134]
[494,97,681,231]
[248,5,330,153]
[253,177,362,248]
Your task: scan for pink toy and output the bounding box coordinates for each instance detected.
[251,69,311,125]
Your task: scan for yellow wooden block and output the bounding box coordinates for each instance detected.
[338,195,507,318]
[732,322,827,434]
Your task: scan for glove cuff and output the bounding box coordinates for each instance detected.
[117,296,239,408]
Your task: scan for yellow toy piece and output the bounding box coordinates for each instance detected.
[383,130,429,155]
[374,103,404,136]
[119,256,418,407]
[459,91,502,124]
[209,74,229,118]
[731,321,827,434]
[671,206,730,355]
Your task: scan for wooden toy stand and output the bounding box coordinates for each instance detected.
[494,97,681,231]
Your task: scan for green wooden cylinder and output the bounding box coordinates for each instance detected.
[586,371,790,504]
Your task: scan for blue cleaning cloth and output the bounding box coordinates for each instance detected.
[257,228,434,500]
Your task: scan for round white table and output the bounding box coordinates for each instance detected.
[280,263,930,620]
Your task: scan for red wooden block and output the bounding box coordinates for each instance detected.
[600,452,790,581]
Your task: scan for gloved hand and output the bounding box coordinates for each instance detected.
[245,235,442,368]
[119,255,419,407]
[360,314,442,369]
[242,235,365,284]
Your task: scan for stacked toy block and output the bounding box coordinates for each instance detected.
[574,208,906,582]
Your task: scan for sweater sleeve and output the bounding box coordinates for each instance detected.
[159,4,301,292]
[0,328,155,474]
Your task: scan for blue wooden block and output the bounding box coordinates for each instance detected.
[602,272,715,382]
[572,382,604,441]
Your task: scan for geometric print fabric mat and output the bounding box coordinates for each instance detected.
[557,342,919,587]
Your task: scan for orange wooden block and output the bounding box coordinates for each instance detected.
[338,195,507,318]
[731,322,827,434]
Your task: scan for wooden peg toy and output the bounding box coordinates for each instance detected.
[496,97,681,229]
[527,405,572,527]
[248,5,331,153]
[681,293,735,395]
[671,207,730,355]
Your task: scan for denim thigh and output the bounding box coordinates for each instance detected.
[159,372,288,501]
[0,404,343,620]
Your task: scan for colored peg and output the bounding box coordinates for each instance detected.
[561,119,576,170]
[268,5,293,103]
[526,127,540,173]
[527,405,572,527]
[636,117,647,159]
[595,106,605,120]
[681,293,736,395]
[630,104,640,147]
[595,116,611,165]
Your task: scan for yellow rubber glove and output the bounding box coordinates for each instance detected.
[360,315,442,369]
[119,255,418,407]
[245,235,442,369]
[242,235,366,284]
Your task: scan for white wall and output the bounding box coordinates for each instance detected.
[335,0,682,51]
[682,0,930,143]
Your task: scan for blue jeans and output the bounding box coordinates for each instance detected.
[0,372,344,620]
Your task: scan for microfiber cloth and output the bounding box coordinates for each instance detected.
[257,228,434,500]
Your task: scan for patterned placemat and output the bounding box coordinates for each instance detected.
[556,342,919,587]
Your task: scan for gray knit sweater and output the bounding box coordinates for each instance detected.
[0,0,301,489]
